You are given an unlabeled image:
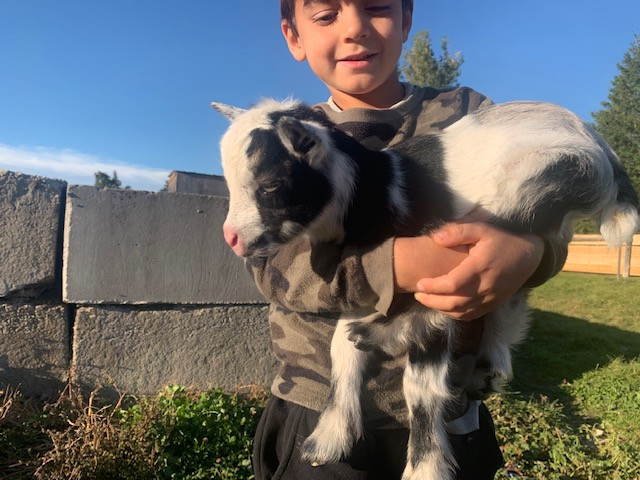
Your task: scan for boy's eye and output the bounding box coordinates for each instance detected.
[313,11,338,25]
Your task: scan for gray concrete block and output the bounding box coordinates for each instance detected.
[0,170,66,297]
[63,186,264,304]
[72,305,277,395]
[168,171,229,197]
[0,300,69,396]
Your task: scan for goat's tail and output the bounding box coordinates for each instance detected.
[599,155,640,247]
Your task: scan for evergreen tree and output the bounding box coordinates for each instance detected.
[94,170,130,189]
[592,35,640,197]
[399,30,463,88]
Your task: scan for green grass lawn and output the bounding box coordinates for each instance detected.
[489,272,640,479]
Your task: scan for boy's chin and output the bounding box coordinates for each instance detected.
[328,84,404,109]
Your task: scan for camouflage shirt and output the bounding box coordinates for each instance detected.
[248,85,568,428]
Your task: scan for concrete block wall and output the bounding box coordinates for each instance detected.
[1,170,277,398]
[0,171,66,297]
[167,171,229,197]
[63,186,262,304]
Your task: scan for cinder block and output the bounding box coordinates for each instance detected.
[168,171,229,196]
[0,170,66,297]
[0,300,69,396]
[72,305,277,395]
[63,186,264,304]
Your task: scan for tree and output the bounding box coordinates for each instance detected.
[592,35,640,197]
[94,170,130,189]
[399,30,464,88]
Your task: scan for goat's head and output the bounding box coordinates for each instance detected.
[212,99,352,258]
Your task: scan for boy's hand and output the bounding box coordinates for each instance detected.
[414,222,544,321]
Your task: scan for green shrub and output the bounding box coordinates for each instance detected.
[122,385,264,480]
[0,386,55,479]
[572,218,599,234]
[1,385,265,480]
[34,388,159,480]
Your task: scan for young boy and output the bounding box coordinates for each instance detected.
[250,1,566,478]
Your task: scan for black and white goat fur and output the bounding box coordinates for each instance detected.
[212,98,639,480]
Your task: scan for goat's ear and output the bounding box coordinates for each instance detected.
[210,102,246,120]
[276,117,326,165]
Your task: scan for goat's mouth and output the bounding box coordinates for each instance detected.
[244,234,287,259]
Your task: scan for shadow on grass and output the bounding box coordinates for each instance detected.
[509,308,640,397]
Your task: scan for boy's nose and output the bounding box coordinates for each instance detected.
[342,5,370,41]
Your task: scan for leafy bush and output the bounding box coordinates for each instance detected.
[572,218,599,234]
[0,386,55,478]
[122,385,264,480]
[34,388,160,480]
[1,385,265,480]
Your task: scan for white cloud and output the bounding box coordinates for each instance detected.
[0,143,171,191]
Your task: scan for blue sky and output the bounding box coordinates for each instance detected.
[1,0,638,191]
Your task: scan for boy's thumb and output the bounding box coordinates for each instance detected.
[433,223,464,246]
[432,222,483,247]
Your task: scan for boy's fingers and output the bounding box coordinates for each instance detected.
[414,292,467,311]
[413,292,481,321]
[417,275,461,295]
[417,259,481,295]
[432,222,482,247]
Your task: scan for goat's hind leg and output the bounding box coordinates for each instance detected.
[402,321,456,480]
[301,318,368,465]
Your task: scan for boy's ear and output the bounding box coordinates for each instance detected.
[281,20,307,62]
[210,102,246,121]
[276,117,325,166]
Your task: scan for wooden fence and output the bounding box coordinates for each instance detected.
[562,234,640,277]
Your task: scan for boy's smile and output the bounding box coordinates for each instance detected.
[282,0,412,109]
[338,50,378,68]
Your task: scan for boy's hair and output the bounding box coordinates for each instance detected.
[281,0,414,35]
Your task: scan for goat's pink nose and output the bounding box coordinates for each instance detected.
[223,223,238,248]
[223,222,245,256]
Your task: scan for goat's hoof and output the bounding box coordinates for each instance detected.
[300,437,331,465]
[300,433,349,466]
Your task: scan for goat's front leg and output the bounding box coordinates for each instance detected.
[301,318,368,465]
[402,321,456,480]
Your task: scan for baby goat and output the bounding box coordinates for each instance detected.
[212,98,639,480]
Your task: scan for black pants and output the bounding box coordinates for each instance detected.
[253,396,504,480]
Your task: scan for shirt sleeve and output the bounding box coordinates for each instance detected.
[247,235,395,315]
[523,236,569,288]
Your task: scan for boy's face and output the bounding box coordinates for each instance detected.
[282,0,412,108]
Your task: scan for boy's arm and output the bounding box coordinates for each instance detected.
[247,235,397,315]
[248,221,554,319]
[247,234,470,316]
[393,236,468,292]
